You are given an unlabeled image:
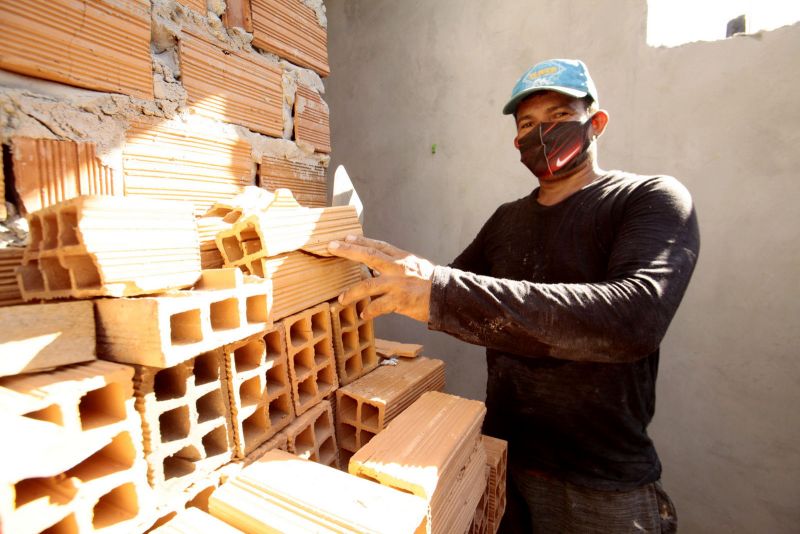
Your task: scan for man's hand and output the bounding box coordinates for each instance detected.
[327,235,435,323]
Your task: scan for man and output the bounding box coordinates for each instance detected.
[328,58,698,533]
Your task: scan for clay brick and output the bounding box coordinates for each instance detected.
[180,31,283,137]
[247,251,364,321]
[0,0,153,99]
[294,84,331,154]
[336,357,445,453]
[282,399,338,468]
[11,138,119,215]
[216,192,361,262]
[123,119,254,216]
[151,507,244,533]
[223,328,294,458]
[0,361,153,533]
[260,156,327,208]
[179,0,207,13]
[222,0,254,33]
[243,430,289,466]
[375,338,424,358]
[0,301,95,377]
[210,449,428,533]
[349,391,487,534]
[96,268,272,368]
[132,350,233,500]
[482,435,508,534]
[251,0,329,77]
[470,468,491,534]
[16,196,201,301]
[281,304,338,416]
[0,247,25,307]
[329,297,378,385]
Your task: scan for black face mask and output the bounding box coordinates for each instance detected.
[517,118,594,179]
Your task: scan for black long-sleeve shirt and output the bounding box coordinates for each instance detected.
[428,171,700,490]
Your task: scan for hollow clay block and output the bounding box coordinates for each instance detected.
[131,350,234,500]
[17,195,201,301]
[0,300,95,377]
[96,268,272,367]
[336,357,445,452]
[208,450,429,534]
[282,399,338,469]
[0,361,153,533]
[223,328,294,458]
[329,296,378,385]
[281,303,338,415]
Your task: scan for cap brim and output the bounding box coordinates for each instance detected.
[502,86,589,115]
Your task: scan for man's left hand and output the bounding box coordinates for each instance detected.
[327,235,435,323]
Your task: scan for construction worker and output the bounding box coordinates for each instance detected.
[328,58,698,533]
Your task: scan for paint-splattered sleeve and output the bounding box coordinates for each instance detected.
[427,176,700,363]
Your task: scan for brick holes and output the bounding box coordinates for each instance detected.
[196,390,225,423]
[289,318,312,347]
[313,339,332,367]
[266,360,288,390]
[311,310,328,338]
[318,435,336,465]
[221,235,245,263]
[78,383,126,430]
[268,394,291,427]
[163,446,199,480]
[296,375,316,406]
[159,406,190,442]
[17,262,45,292]
[42,213,59,249]
[45,513,79,533]
[344,355,360,378]
[210,298,240,331]
[361,402,380,431]
[245,294,269,324]
[239,376,263,408]
[293,347,314,378]
[28,216,43,251]
[65,432,136,483]
[242,408,268,444]
[338,422,357,451]
[92,482,138,529]
[233,340,264,373]
[58,208,79,247]
[360,428,376,448]
[170,309,203,345]
[13,476,77,509]
[40,256,70,291]
[22,404,63,426]
[63,255,101,289]
[338,306,356,329]
[202,426,228,458]
[316,365,336,390]
[193,351,220,385]
[339,395,357,422]
[154,366,187,401]
[342,330,359,352]
[294,426,315,458]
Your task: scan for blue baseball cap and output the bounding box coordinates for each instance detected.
[502,58,598,115]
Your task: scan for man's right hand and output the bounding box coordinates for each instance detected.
[327,235,435,323]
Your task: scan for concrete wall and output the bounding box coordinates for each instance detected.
[324,1,800,532]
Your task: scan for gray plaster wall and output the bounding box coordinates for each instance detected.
[324,1,800,531]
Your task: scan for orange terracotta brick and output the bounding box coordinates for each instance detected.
[336,357,445,453]
[223,328,294,458]
[180,31,283,137]
[179,0,207,13]
[0,156,6,221]
[123,119,254,216]
[132,350,234,500]
[375,338,424,358]
[222,0,253,32]
[251,0,329,77]
[282,399,338,469]
[294,85,331,154]
[281,303,338,415]
[329,297,378,386]
[260,156,327,208]
[11,138,119,215]
[0,0,153,99]
[482,435,508,533]
[209,450,428,533]
[0,361,154,533]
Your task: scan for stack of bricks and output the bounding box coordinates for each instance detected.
[0,0,506,531]
[349,391,489,534]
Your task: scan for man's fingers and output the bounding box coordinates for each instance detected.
[328,239,396,271]
[360,294,397,320]
[344,234,407,260]
[338,276,390,306]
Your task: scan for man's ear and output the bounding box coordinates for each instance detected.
[590,110,609,137]
[513,135,521,149]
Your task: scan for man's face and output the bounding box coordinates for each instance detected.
[513,91,589,147]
